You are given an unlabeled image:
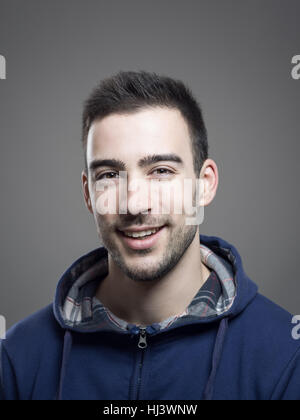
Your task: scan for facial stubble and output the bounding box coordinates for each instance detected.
[100,221,198,283]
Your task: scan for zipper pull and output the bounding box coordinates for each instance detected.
[138,327,147,349]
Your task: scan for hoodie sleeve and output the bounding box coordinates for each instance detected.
[0,339,19,400]
[270,346,300,400]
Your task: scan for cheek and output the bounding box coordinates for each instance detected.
[156,180,186,216]
[158,179,200,222]
[93,193,118,230]
[94,215,117,242]
[94,184,120,216]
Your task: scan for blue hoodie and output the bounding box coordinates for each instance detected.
[0,234,299,400]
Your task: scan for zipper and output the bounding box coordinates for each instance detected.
[136,327,147,399]
[137,327,147,349]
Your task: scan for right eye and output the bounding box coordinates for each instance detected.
[96,171,119,180]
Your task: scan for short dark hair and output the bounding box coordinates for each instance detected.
[82,71,208,174]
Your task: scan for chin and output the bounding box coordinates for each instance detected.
[117,258,164,282]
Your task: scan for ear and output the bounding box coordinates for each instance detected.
[197,159,219,207]
[81,170,93,214]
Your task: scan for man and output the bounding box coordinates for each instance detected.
[1,71,299,400]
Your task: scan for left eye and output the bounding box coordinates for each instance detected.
[152,168,173,176]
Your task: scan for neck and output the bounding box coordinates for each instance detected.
[95,234,211,327]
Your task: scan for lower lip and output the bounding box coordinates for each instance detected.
[118,226,166,250]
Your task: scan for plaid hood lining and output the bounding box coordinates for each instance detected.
[60,243,237,332]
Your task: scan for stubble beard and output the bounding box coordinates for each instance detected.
[99,221,198,282]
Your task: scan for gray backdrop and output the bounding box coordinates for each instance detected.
[0,0,299,329]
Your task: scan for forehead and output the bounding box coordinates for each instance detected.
[86,107,193,166]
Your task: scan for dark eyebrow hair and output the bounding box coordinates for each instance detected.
[89,153,183,172]
[89,158,126,172]
[138,154,183,168]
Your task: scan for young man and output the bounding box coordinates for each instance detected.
[1,71,299,400]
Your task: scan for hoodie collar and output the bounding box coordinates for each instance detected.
[53,234,257,334]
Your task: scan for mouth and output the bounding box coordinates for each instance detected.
[117,225,166,250]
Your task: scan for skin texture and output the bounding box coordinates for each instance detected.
[82,107,218,326]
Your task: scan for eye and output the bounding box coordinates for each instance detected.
[151,168,174,177]
[96,171,119,180]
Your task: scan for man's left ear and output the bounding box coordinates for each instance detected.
[197,159,219,207]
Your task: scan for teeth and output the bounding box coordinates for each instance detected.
[123,228,160,238]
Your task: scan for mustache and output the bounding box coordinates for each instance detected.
[114,214,170,230]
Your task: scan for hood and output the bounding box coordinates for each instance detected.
[52,234,258,400]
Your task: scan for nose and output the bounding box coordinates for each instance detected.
[124,177,151,215]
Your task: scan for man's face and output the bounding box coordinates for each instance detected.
[84,107,201,282]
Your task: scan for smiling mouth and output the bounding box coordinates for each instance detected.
[116,225,166,250]
[119,226,164,239]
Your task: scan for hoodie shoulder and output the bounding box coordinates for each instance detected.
[6,304,61,339]
[251,294,300,399]
[250,292,295,325]
[1,304,64,400]
[239,291,297,345]
[249,292,300,358]
[234,291,300,394]
[3,303,63,360]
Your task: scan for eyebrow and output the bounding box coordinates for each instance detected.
[89,159,126,172]
[89,154,184,172]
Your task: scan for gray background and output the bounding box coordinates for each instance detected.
[0,0,299,329]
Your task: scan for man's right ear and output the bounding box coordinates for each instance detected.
[81,170,93,214]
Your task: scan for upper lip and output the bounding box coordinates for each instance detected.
[118,225,165,233]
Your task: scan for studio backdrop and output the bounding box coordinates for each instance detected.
[0,0,299,329]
